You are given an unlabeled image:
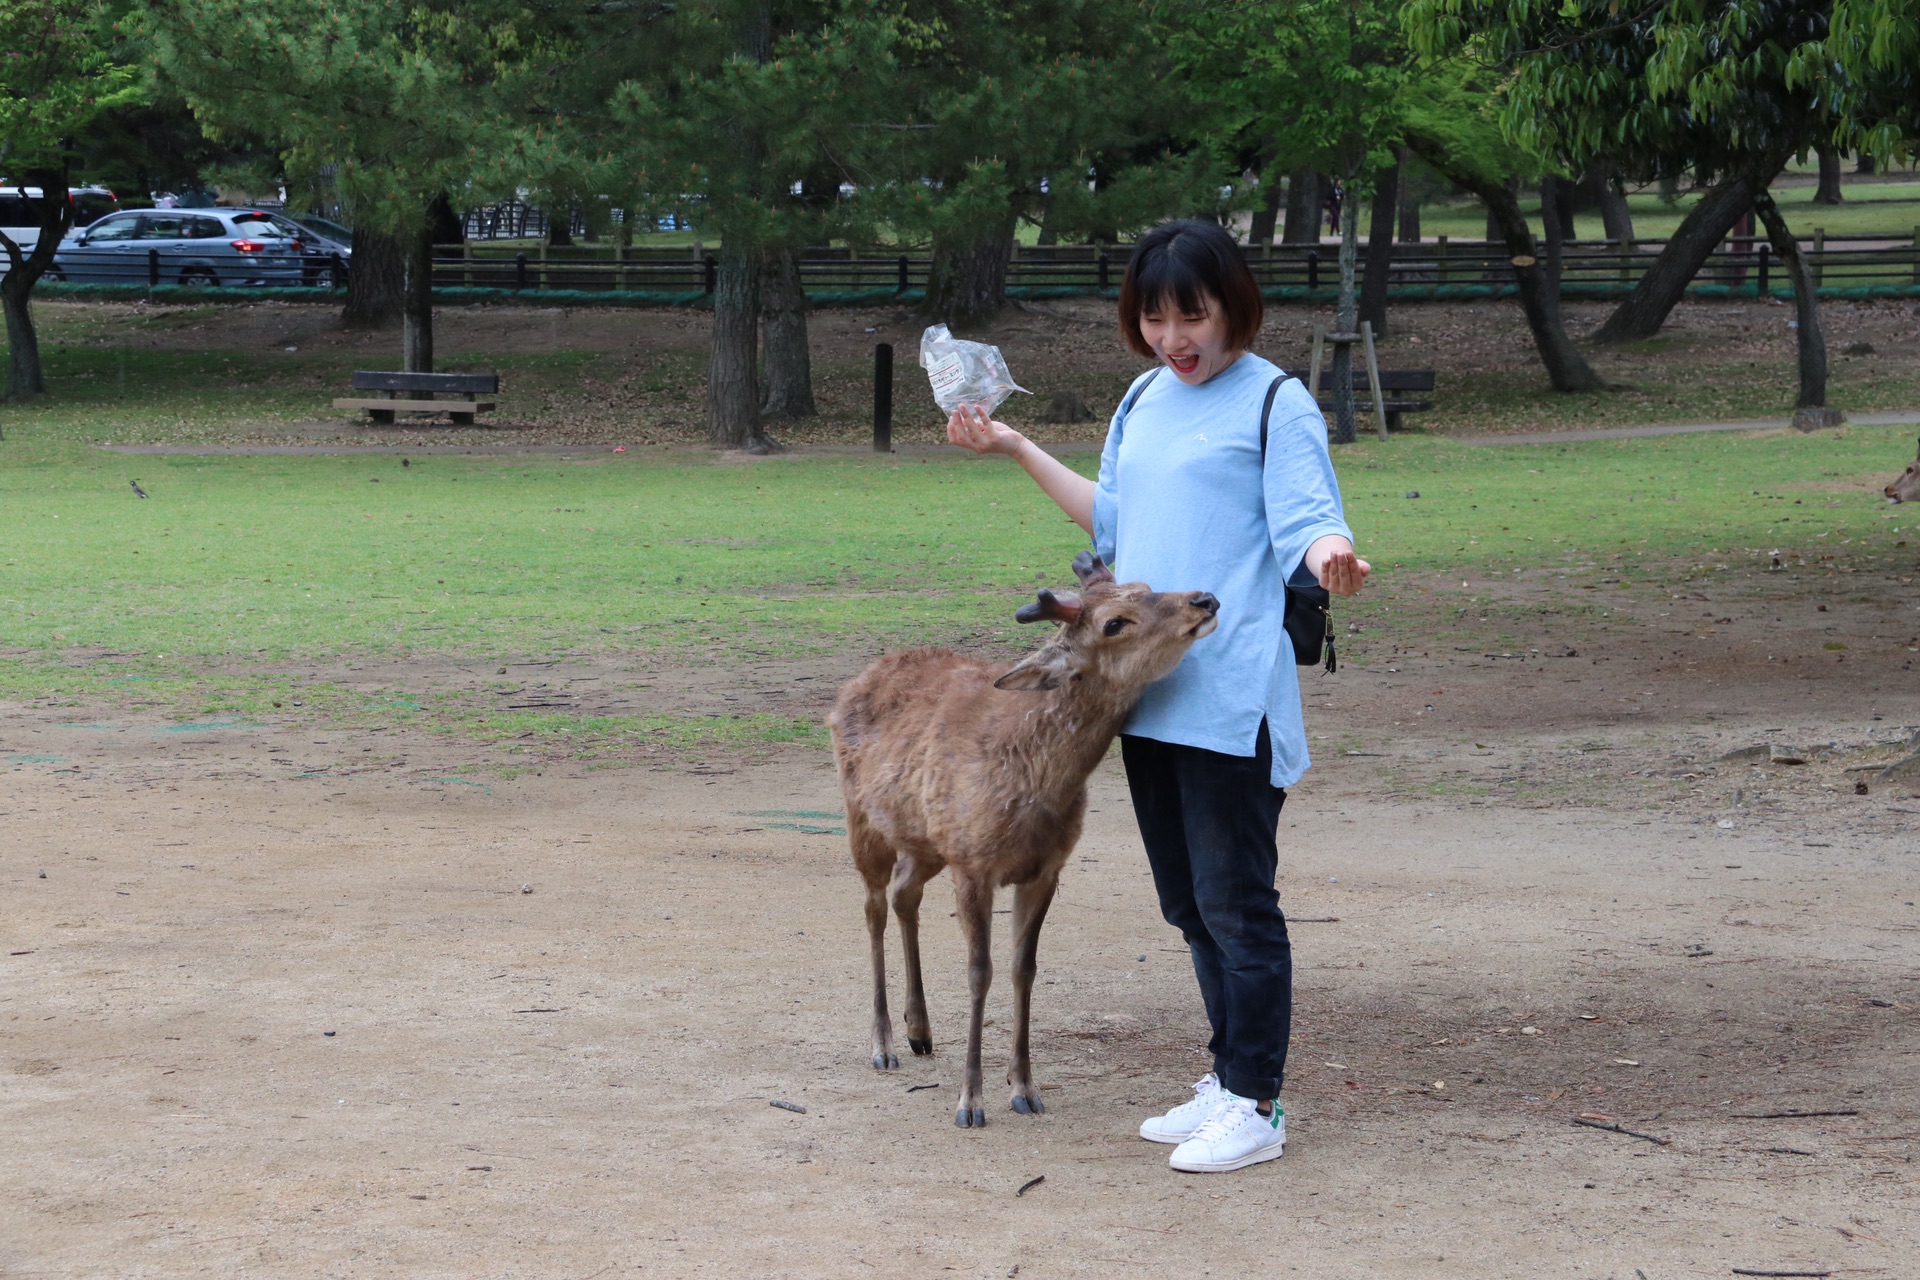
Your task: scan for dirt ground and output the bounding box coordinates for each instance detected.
[47,290,1920,448]
[5,558,1918,1279]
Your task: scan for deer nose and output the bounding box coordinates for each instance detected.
[1190,592,1219,616]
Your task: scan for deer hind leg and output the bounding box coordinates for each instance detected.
[950,869,995,1128]
[854,828,899,1070]
[890,854,940,1056]
[1006,870,1060,1116]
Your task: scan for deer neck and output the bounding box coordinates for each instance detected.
[995,674,1138,796]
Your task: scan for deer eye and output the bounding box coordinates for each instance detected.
[1102,617,1131,637]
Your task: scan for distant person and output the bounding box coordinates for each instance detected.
[153,193,177,209]
[946,218,1370,1174]
[1324,182,1343,235]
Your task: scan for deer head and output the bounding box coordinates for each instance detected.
[1887,437,1920,504]
[995,555,1219,693]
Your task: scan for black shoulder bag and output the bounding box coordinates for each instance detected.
[1111,368,1336,674]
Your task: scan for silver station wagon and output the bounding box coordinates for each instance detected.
[51,207,317,287]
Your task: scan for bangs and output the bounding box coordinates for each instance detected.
[1132,251,1215,319]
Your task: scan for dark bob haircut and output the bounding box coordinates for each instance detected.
[1117,218,1264,360]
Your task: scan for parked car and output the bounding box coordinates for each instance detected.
[0,185,121,264]
[284,213,352,286]
[50,207,315,287]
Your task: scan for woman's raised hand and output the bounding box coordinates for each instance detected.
[947,404,1026,457]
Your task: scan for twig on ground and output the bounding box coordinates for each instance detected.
[1015,1175,1045,1197]
[1572,1116,1672,1145]
[1729,1269,1830,1278]
[769,1099,806,1114]
[1290,916,1341,923]
[906,1082,941,1092]
[1729,1110,1858,1120]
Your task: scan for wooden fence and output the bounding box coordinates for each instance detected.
[427,232,1920,298]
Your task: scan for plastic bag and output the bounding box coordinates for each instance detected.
[920,324,1031,416]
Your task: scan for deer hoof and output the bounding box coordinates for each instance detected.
[954,1105,987,1128]
[871,1052,899,1070]
[909,1037,934,1056]
[1010,1093,1046,1115]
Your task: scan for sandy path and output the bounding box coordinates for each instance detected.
[3,709,1916,1279]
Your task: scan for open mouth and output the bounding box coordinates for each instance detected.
[1167,353,1200,375]
[1187,615,1218,639]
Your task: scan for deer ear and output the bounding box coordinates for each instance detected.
[994,643,1071,692]
[1014,587,1082,625]
[1072,551,1115,586]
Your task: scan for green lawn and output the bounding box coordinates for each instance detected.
[4,423,1911,659]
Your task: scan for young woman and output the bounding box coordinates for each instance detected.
[946,218,1369,1174]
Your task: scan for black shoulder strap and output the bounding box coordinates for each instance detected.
[1120,365,1163,422]
[1258,374,1287,465]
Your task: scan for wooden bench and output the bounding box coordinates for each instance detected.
[1315,369,1436,434]
[335,371,499,425]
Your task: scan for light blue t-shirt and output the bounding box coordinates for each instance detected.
[1091,353,1352,788]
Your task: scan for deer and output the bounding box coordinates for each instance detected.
[828,552,1219,1128]
[1887,437,1920,504]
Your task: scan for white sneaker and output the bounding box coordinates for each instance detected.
[1138,1072,1228,1144]
[1168,1095,1286,1172]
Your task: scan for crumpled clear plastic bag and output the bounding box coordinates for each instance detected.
[920,324,1031,415]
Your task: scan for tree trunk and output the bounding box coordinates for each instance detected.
[343,227,405,329]
[1330,194,1359,445]
[1751,190,1836,428]
[0,163,74,404]
[1543,176,1577,242]
[546,209,574,246]
[1358,162,1398,338]
[708,243,775,451]
[1813,147,1843,205]
[1855,153,1876,176]
[759,247,814,419]
[1589,165,1635,243]
[922,220,1014,330]
[1396,148,1422,242]
[403,222,433,373]
[1281,168,1320,244]
[1248,146,1282,246]
[1541,175,1566,303]
[1591,159,1781,345]
[1406,137,1603,393]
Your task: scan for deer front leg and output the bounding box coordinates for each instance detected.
[950,870,994,1128]
[1006,870,1059,1116]
[890,855,936,1056]
[864,880,897,1070]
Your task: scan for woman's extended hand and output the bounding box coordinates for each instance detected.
[1306,536,1371,597]
[947,404,1027,457]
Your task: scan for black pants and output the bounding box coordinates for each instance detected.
[1120,726,1291,1102]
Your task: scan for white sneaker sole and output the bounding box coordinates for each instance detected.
[1139,1119,1194,1144]
[1168,1139,1286,1173]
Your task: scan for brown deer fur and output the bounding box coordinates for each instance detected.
[1887,437,1920,504]
[828,552,1220,1127]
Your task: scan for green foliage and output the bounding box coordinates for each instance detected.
[140,0,542,234]
[1825,0,1920,158]
[0,0,141,169]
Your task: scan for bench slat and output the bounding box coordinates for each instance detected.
[350,371,500,393]
[334,398,496,413]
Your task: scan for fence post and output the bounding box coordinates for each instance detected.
[616,244,628,293]
[1435,235,1447,288]
[148,248,160,289]
[537,241,548,290]
[1812,227,1825,286]
[1912,226,1919,285]
[1306,249,1319,293]
[1757,243,1770,297]
[463,239,473,290]
[873,343,894,453]
[1617,236,1632,288]
[514,252,528,292]
[1097,251,1110,291]
[898,254,909,293]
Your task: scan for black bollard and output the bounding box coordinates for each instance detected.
[897,255,910,293]
[702,254,717,295]
[1306,250,1319,293]
[873,343,894,453]
[1756,243,1770,297]
[148,248,160,288]
[514,252,528,291]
